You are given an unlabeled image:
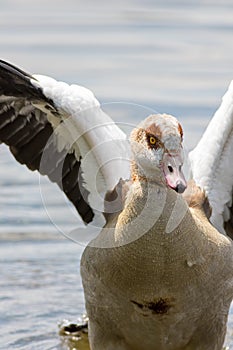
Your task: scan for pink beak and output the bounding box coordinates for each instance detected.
[162,153,187,193]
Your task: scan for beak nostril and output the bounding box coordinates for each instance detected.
[168,165,173,173]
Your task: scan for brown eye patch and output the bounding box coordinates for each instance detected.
[146,133,161,149]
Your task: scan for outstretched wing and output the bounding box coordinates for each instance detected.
[0,59,130,226]
[189,80,233,236]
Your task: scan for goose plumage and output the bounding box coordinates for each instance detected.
[1,59,233,350]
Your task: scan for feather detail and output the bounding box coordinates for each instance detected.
[189,80,233,233]
[31,75,131,215]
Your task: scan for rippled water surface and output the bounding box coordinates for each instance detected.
[1,0,233,349]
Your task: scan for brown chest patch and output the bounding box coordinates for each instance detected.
[131,297,174,316]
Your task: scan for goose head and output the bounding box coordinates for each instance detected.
[130,114,187,193]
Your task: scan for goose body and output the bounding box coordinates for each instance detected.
[82,185,233,350]
[1,59,233,349]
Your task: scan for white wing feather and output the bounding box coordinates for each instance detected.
[189,80,233,234]
[32,75,130,215]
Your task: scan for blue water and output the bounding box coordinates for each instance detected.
[1,0,233,349]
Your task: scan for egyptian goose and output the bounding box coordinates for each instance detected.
[1,59,233,350]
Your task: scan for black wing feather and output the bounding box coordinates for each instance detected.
[0,59,47,100]
[0,60,94,224]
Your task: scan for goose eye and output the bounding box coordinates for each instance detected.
[147,134,161,149]
[149,136,156,145]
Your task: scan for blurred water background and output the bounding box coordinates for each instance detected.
[1,0,233,349]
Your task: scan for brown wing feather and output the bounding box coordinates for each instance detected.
[182,179,212,219]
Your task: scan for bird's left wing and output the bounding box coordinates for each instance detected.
[0,59,130,226]
[189,80,233,236]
